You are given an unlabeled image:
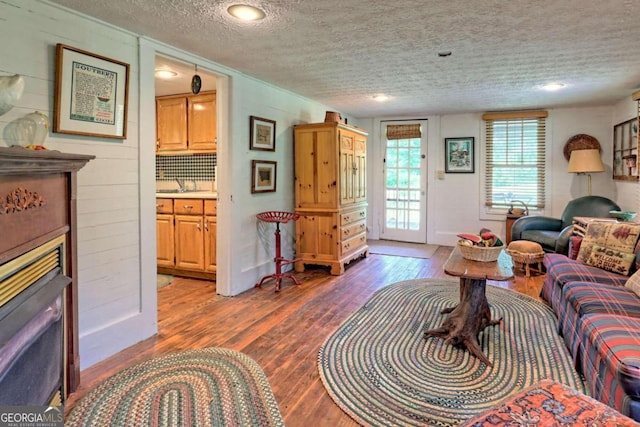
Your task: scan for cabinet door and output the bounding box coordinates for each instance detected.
[188,93,216,151]
[204,215,217,272]
[295,127,338,209]
[296,213,338,260]
[156,214,175,267]
[339,131,355,205]
[156,97,188,151]
[354,134,367,202]
[175,214,204,270]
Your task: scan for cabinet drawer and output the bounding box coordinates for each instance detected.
[156,198,174,214]
[341,233,366,255]
[174,199,203,215]
[340,208,366,226]
[204,199,217,216]
[341,220,366,241]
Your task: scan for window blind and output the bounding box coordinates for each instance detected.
[483,111,547,209]
[386,124,421,140]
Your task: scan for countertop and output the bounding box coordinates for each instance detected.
[156,191,217,199]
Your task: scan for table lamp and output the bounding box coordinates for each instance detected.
[567,148,604,195]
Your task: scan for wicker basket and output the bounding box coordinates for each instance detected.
[324,111,343,123]
[458,242,504,262]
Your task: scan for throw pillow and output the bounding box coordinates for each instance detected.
[568,236,582,260]
[586,244,636,275]
[626,269,640,298]
[576,222,640,273]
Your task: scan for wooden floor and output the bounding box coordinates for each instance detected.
[65,246,546,426]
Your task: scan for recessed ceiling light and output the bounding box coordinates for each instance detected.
[373,94,389,102]
[227,4,266,21]
[155,69,178,79]
[540,82,566,91]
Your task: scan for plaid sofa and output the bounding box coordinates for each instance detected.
[542,253,640,422]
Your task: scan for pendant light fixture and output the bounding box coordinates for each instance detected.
[191,64,201,94]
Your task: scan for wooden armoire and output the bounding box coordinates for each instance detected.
[293,122,368,275]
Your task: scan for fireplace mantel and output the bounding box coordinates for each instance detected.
[0,146,94,175]
[0,146,94,399]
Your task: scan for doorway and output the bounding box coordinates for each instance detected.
[379,120,428,243]
[154,55,219,293]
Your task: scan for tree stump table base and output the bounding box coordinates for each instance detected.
[425,246,513,366]
[424,278,502,366]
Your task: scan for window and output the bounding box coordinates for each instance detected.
[483,111,548,211]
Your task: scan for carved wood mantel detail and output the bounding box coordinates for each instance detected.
[0,187,45,214]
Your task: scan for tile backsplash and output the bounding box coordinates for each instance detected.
[156,154,217,181]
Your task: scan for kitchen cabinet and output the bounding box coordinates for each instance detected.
[174,198,205,271]
[156,198,174,267]
[156,96,187,151]
[293,122,368,275]
[156,91,216,153]
[204,200,217,273]
[156,197,217,279]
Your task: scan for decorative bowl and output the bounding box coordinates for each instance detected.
[609,210,637,221]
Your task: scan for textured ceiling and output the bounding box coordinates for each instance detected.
[50,0,640,118]
[154,56,217,97]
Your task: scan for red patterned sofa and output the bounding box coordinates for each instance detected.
[541,221,640,422]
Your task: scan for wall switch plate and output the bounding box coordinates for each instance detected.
[437,170,445,180]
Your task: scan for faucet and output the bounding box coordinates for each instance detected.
[175,178,186,192]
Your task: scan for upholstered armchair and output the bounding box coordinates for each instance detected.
[510,196,620,255]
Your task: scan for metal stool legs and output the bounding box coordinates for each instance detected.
[255,211,300,292]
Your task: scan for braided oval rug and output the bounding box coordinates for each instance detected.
[66,348,284,427]
[318,279,588,427]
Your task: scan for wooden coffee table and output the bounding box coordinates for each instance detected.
[424,245,514,366]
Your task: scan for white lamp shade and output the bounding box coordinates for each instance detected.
[567,149,605,173]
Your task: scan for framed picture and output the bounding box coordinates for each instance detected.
[613,117,639,181]
[251,160,277,193]
[250,116,276,151]
[445,137,474,173]
[53,44,130,139]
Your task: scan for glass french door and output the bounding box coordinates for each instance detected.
[380,120,427,243]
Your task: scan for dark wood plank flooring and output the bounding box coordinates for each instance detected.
[65,246,545,425]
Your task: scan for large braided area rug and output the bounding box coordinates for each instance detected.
[318,279,588,427]
[65,348,284,427]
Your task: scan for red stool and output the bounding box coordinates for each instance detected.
[255,211,301,292]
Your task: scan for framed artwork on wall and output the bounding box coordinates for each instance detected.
[445,137,474,173]
[53,44,130,139]
[251,160,277,193]
[613,117,639,181]
[250,116,276,151]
